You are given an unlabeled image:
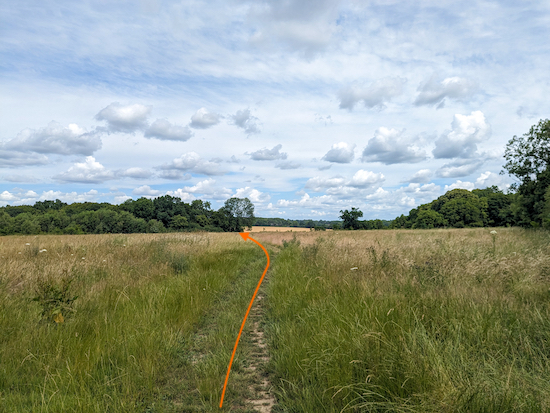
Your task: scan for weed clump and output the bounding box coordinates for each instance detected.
[32,274,78,324]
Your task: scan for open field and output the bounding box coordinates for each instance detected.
[1,228,550,412]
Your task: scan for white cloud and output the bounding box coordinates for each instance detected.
[53,156,116,183]
[249,144,287,161]
[189,108,221,129]
[322,142,355,163]
[234,187,271,203]
[475,171,506,189]
[361,127,426,164]
[158,152,225,176]
[144,119,193,141]
[132,185,162,196]
[95,102,151,132]
[4,121,101,155]
[0,191,18,201]
[165,189,196,202]
[231,108,260,134]
[436,159,484,178]
[404,169,433,183]
[0,151,49,167]
[433,111,491,159]
[349,170,385,187]
[118,167,153,179]
[444,180,475,191]
[414,75,478,107]
[338,77,405,110]
[305,176,347,191]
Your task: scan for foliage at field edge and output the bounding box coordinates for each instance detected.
[0,196,255,235]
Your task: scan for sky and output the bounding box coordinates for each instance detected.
[1,0,550,220]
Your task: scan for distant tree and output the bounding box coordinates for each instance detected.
[219,198,255,232]
[340,208,363,230]
[412,209,447,229]
[502,119,550,190]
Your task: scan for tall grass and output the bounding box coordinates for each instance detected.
[0,233,261,412]
[264,228,550,412]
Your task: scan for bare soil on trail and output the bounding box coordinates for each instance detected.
[244,292,276,413]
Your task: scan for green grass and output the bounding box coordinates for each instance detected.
[0,233,269,412]
[2,229,550,412]
[263,228,550,412]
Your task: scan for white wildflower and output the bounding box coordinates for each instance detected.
[490,230,497,235]
[350,267,358,271]
[25,243,31,246]
[39,249,47,253]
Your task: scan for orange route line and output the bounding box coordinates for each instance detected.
[219,232,270,409]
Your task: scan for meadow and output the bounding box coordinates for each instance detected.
[1,228,549,412]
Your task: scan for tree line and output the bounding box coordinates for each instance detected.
[0,196,255,235]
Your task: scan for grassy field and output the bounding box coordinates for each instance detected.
[1,228,549,412]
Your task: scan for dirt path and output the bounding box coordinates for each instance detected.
[245,291,276,413]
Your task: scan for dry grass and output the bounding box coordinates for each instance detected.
[264,227,550,412]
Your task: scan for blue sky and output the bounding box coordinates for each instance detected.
[1,0,549,220]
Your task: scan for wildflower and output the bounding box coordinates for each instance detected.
[82,257,85,260]
[39,249,47,253]
[350,267,358,271]
[490,230,497,235]
[25,243,30,246]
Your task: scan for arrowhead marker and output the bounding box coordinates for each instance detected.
[239,232,250,241]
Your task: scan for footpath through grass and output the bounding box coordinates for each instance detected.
[0,233,271,412]
[263,228,550,412]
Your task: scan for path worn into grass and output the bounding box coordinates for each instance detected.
[244,289,276,413]
[155,247,276,412]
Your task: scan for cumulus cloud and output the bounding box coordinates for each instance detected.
[0,189,100,206]
[234,187,271,203]
[158,152,225,176]
[436,159,484,178]
[433,111,491,159]
[475,171,506,189]
[0,150,49,167]
[132,185,162,197]
[305,170,384,194]
[338,77,405,110]
[349,170,385,187]
[118,167,153,179]
[414,75,478,107]
[157,170,192,180]
[53,156,116,183]
[276,161,301,169]
[305,176,347,191]
[144,119,193,141]
[95,102,151,132]
[249,144,287,161]
[189,108,221,129]
[322,142,355,163]
[4,121,102,155]
[361,127,426,164]
[231,109,260,134]
[165,189,196,202]
[404,169,433,183]
[444,181,475,191]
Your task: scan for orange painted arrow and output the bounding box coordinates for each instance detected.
[219,232,270,408]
